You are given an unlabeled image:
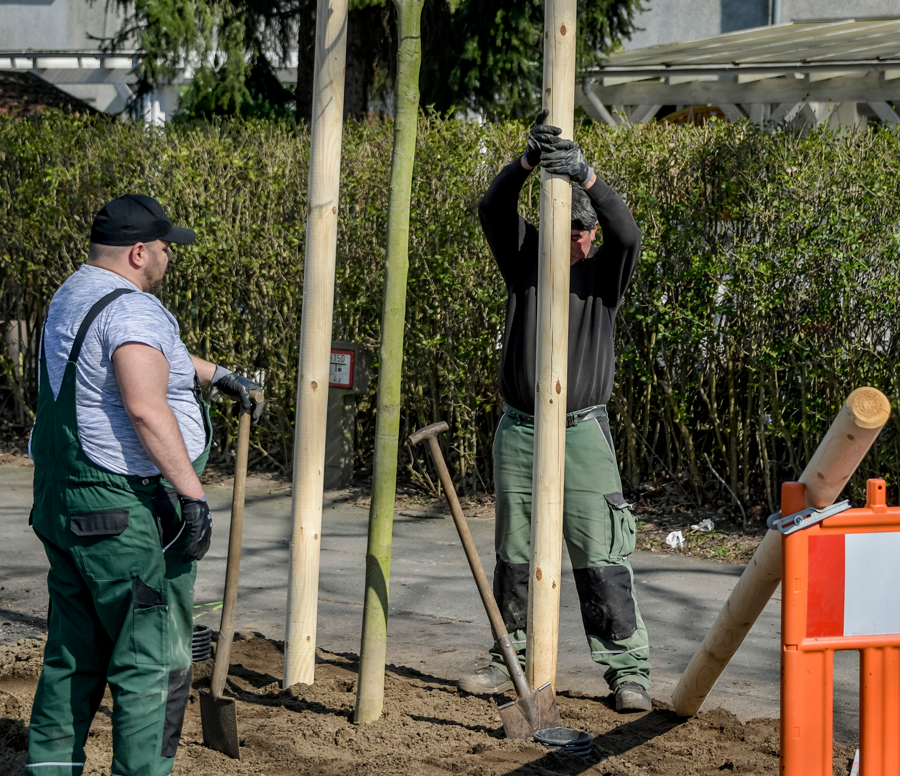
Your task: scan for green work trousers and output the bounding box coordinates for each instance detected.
[26,289,209,776]
[489,406,651,691]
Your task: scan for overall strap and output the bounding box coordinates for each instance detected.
[68,288,137,364]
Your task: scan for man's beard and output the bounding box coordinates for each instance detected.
[145,256,166,296]
[146,275,164,296]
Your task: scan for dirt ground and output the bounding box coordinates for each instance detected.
[1,635,856,776]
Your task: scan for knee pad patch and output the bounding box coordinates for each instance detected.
[162,666,192,757]
[573,565,637,641]
[493,557,529,634]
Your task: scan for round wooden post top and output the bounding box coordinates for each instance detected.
[845,387,891,429]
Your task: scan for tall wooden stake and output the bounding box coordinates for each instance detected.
[354,0,425,724]
[526,0,577,694]
[284,0,349,689]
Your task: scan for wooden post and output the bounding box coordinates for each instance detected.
[283,0,349,689]
[526,0,578,694]
[672,387,891,716]
[353,0,425,724]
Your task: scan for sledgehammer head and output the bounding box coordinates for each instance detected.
[409,421,449,446]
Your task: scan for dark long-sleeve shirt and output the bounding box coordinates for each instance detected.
[479,159,641,414]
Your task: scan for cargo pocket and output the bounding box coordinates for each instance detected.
[605,492,636,559]
[69,508,129,537]
[70,509,137,580]
[132,577,168,665]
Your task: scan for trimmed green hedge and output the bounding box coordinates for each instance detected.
[1,115,899,509]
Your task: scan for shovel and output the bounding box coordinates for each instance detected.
[199,391,261,759]
[409,421,562,739]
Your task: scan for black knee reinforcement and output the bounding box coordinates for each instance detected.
[493,557,529,634]
[573,565,637,641]
[162,666,192,757]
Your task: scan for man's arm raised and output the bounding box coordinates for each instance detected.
[114,342,205,499]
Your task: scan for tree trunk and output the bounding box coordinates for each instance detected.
[354,0,424,724]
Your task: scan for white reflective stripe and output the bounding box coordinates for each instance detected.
[25,764,85,768]
[162,522,185,553]
[844,532,900,637]
[591,645,649,656]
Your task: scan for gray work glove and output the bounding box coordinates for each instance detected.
[211,365,265,424]
[540,138,595,187]
[523,108,562,168]
[179,494,212,562]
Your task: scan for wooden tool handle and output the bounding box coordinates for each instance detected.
[249,389,264,404]
[210,407,252,699]
[419,434,531,700]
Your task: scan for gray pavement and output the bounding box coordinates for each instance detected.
[0,463,860,742]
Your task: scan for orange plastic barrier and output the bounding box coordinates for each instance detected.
[781,478,900,776]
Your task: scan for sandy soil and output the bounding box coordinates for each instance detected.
[1,635,856,776]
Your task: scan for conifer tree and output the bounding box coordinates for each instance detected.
[103,0,644,120]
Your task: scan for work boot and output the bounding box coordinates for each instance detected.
[457,664,514,695]
[614,681,652,712]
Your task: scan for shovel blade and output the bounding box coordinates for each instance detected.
[200,690,240,759]
[496,682,562,740]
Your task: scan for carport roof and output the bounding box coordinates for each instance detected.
[587,19,900,78]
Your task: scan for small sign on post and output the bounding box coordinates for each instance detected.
[329,349,355,388]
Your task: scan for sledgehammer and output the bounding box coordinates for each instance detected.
[409,421,562,739]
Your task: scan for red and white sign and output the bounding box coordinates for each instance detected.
[807,532,900,638]
[329,349,355,388]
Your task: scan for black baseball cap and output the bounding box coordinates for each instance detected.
[90,194,196,246]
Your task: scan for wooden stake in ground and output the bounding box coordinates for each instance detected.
[283,0,349,689]
[526,0,578,694]
[672,387,891,716]
[354,0,425,724]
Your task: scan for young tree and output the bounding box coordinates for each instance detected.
[354,0,425,724]
[101,0,644,119]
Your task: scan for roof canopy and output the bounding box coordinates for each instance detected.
[578,19,900,126]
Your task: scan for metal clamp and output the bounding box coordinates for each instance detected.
[766,500,852,535]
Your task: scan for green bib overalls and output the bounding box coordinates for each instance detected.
[26,289,210,776]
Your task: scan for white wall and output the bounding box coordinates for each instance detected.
[0,0,119,50]
[625,0,896,51]
[627,0,769,49]
[783,0,899,21]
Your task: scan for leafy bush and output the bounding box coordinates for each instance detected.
[1,114,899,508]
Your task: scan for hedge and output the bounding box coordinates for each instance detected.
[1,114,899,510]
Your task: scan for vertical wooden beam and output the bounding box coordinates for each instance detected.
[526,0,577,694]
[283,0,349,689]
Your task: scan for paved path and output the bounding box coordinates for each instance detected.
[0,464,859,741]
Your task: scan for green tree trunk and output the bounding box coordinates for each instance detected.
[354,0,425,725]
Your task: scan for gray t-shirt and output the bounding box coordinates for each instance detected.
[38,265,207,476]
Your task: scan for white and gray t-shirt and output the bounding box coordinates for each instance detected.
[38,264,207,476]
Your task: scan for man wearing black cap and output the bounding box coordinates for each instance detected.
[458,115,651,713]
[25,194,264,776]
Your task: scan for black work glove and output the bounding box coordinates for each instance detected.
[179,494,212,563]
[211,366,265,424]
[540,138,595,187]
[523,108,562,168]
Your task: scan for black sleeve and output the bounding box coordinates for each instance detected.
[585,176,641,307]
[478,158,538,284]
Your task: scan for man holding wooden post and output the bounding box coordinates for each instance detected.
[458,113,651,713]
